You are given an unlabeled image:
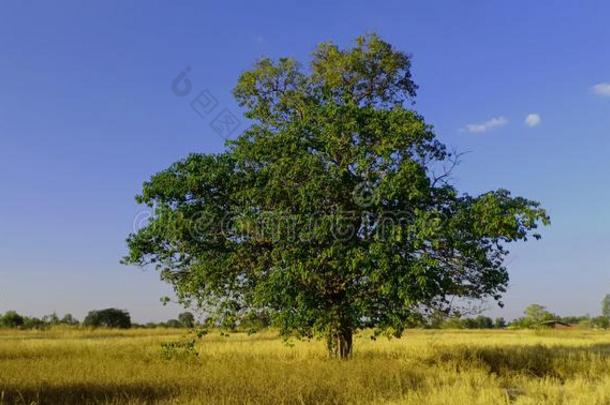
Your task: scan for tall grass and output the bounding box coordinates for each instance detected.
[1,328,610,404]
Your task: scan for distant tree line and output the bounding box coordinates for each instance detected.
[506,302,609,330]
[3,295,610,331]
[0,310,79,329]
[0,309,199,330]
[428,314,507,330]
[425,298,610,330]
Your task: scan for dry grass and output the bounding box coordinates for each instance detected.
[1,328,610,404]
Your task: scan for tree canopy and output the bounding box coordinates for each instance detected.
[124,34,549,358]
[0,311,24,328]
[83,308,131,329]
[521,304,556,327]
[178,312,195,328]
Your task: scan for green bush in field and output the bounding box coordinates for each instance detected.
[83,308,131,329]
[0,310,24,328]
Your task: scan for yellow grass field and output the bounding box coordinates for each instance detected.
[1,328,610,404]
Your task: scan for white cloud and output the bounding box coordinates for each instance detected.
[463,116,508,134]
[525,113,541,127]
[592,82,610,96]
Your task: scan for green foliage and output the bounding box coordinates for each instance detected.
[60,313,79,325]
[1,311,24,328]
[239,310,272,333]
[178,312,195,328]
[437,315,497,329]
[560,315,590,325]
[494,317,507,328]
[22,316,47,329]
[0,311,80,329]
[165,319,182,328]
[439,317,465,329]
[472,316,494,329]
[160,329,207,360]
[83,308,131,329]
[42,312,60,326]
[124,34,549,357]
[602,294,610,318]
[511,304,557,329]
[592,316,610,329]
[161,338,198,360]
[525,304,556,325]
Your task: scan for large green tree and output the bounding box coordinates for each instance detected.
[124,34,549,358]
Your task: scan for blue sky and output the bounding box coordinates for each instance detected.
[1,1,609,322]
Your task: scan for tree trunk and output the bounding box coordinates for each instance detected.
[327,326,353,359]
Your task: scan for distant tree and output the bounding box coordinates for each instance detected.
[494,317,506,329]
[42,312,60,325]
[427,311,446,329]
[436,315,495,329]
[560,315,589,325]
[456,316,494,329]
[439,317,465,329]
[592,315,610,329]
[239,310,271,332]
[602,294,610,318]
[83,308,131,329]
[219,314,237,331]
[60,313,79,325]
[474,315,494,329]
[513,304,556,328]
[0,311,24,328]
[576,318,593,329]
[165,319,182,328]
[124,34,549,358]
[22,316,46,329]
[178,312,195,328]
[525,304,554,321]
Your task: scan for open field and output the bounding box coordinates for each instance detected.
[1,328,610,404]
